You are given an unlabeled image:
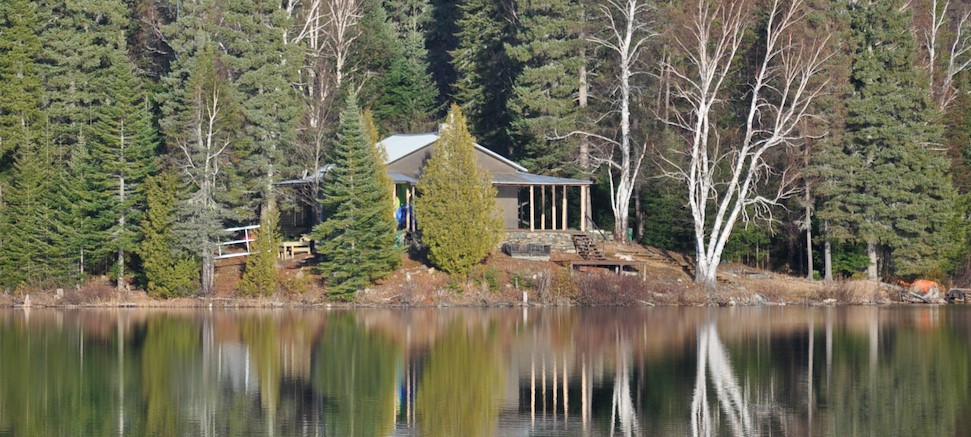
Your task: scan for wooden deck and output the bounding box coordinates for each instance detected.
[568,260,648,281]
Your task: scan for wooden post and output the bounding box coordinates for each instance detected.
[529,185,535,231]
[580,185,587,232]
[551,186,557,231]
[562,185,567,230]
[541,186,546,231]
[405,186,412,232]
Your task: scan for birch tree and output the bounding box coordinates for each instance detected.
[586,0,654,241]
[292,0,361,225]
[915,0,971,111]
[663,0,829,288]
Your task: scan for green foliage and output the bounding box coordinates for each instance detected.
[415,104,504,276]
[86,55,159,285]
[238,202,281,297]
[506,0,585,170]
[817,0,956,278]
[312,93,400,297]
[374,55,440,133]
[223,0,304,205]
[0,0,42,172]
[140,174,198,298]
[451,0,520,156]
[640,177,694,253]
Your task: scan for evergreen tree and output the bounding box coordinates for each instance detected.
[0,0,41,175]
[415,104,503,276]
[451,0,520,156]
[161,35,244,294]
[223,0,304,206]
[87,56,159,292]
[817,0,956,280]
[238,202,280,297]
[506,0,585,171]
[0,0,54,289]
[312,93,400,297]
[349,0,439,133]
[139,174,198,298]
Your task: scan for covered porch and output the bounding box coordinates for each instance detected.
[492,173,593,232]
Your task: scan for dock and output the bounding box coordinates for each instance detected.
[569,260,648,281]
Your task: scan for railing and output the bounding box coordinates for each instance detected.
[583,214,609,256]
[215,225,260,260]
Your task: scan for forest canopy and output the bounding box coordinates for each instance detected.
[0,0,969,294]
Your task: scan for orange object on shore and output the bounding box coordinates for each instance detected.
[911,279,940,294]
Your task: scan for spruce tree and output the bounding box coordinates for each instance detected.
[451,0,520,156]
[238,202,280,297]
[0,134,58,289]
[312,93,400,297]
[87,57,158,293]
[139,174,198,298]
[0,0,41,175]
[223,0,304,206]
[817,0,956,279]
[0,0,52,289]
[415,104,503,276]
[506,0,585,171]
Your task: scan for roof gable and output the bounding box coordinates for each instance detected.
[379,133,528,173]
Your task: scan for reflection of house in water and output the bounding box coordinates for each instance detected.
[216,342,259,395]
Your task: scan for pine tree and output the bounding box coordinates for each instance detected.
[312,93,400,297]
[415,104,504,276]
[139,174,198,298]
[817,0,956,280]
[238,202,280,297]
[451,0,520,156]
[506,0,585,171]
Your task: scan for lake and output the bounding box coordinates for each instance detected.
[0,306,968,436]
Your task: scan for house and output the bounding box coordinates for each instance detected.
[277,133,592,237]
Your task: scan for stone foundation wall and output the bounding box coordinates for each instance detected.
[504,231,599,253]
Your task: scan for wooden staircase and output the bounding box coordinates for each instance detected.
[572,233,607,261]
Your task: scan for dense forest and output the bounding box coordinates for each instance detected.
[0,0,969,295]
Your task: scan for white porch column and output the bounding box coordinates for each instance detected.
[562,185,567,230]
[580,185,587,232]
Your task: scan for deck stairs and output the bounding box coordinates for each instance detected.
[572,233,607,261]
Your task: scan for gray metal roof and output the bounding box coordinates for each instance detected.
[275,166,418,186]
[379,132,529,172]
[492,172,592,186]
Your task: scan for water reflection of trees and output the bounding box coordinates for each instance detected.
[0,307,970,435]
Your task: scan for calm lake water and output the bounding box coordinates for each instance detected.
[0,306,969,436]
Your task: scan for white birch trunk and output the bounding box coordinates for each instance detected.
[664,0,828,289]
[588,0,652,242]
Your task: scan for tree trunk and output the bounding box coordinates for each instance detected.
[823,221,833,281]
[202,252,215,295]
[578,48,592,232]
[867,240,878,281]
[805,186,813,281]
[634,183,644,242]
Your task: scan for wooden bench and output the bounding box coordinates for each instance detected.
[280,237,312,259]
